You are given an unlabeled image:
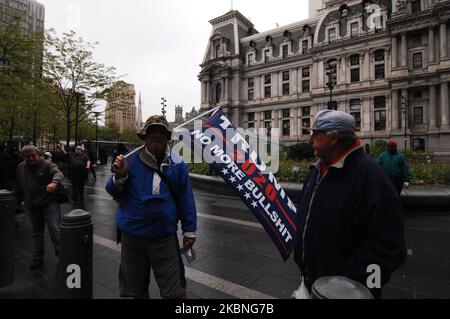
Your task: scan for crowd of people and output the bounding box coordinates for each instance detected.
[1,109,415,299]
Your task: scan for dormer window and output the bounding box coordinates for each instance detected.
[266,35,272,45]
[303,24,311,35]
[329,28,336,42]
[283,30,291,40]
[411,0,421,13]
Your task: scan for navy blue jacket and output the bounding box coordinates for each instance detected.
[294,148,406,294]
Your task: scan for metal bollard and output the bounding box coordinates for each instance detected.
[59,209,93,299]
[0,190,15,288]
[311,276,373,299]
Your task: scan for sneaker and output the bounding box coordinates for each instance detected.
[29,258,43,270]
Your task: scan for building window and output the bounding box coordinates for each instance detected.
[248,78,254,88]
[248,88,254,101]
[265,49,270,63]
[374,96,386,109]
[302,80,310,93]
[350,99,361,131]
[329,28,336,42]
[375,50,385,61]
[247,122,255,129]
[328,101,338,110]
[282,71,290,81]
[302,67,310,78]
[351,68,360,83]
[215,45,221,58]
[302,106,310,117]
[375,64,385,79]
[351,22,358,37]
[265,121,272,137]
[282,83,290,95]
[350,55,359,66]
[411,0,421,13]
[247,53,253,65]
[215,83,222,104]
[264,74,271,84]
[413,52,423,69]
[302,40,309,52]
[248,112,255,122]
[283,109,290,118]
[375,15,384,32]
[264,86,271,98]
[282,120,290,136]
[283,45,288,59]
[374,110,386,131]
[265,111,272,120]
[412,33,422,47]
[414,107,423,124]
[302,118,311,135]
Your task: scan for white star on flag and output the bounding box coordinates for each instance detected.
[244,193,251,200]
[237,184,243,191]
[251,201,258,208]
[229,176,236,183]
[221,168,229,175]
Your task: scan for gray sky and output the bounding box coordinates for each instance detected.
[39,0,310,123]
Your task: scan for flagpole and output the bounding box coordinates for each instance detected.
[124,106,221,159]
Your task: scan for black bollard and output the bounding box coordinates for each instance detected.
[0,190,15,287]
[311,276,373,299]
[59,209,93,299]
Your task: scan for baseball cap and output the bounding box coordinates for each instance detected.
[387,140,398,147]
[137,115,172,140]
[310,110,356,133]
[44,152,52,158]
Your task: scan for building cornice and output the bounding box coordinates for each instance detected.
[209,10,254,29]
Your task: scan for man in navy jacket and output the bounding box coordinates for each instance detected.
[294,110,406,298]
[107,115,197,299]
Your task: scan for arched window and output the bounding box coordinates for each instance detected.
[215,83,222,104]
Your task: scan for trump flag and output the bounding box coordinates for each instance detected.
[182,109,298,260]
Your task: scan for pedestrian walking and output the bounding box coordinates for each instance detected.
[14,145,64,269]
[294,110,406,298]
[106,115,197,299]
[377,140,412,195]
[58,144,90,201]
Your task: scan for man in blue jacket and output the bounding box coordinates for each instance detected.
[106,115,197,299]
[294,110,406,298]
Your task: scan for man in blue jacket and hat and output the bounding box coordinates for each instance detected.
[294,110,406,298]
[106,114,197,299]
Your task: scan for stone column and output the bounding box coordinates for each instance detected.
[440,23,448,59]
[429,85,437,128]
[255,75,261,100]
[201,81,206,103]
[392,36,398,68]
[255,111,261,130]
[401,33,407,67]
[205,82,210,104]
[392,90,399,130]
[429,27,435,63]
[363,51,370,80]
[441,82,449,127]
[292,108,299,138]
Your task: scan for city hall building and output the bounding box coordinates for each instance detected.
[199,0,450,152]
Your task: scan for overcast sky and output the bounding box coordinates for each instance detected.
[39,0,310,123]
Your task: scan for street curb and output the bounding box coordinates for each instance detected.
[190,174,450,212]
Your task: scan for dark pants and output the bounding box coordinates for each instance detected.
[119,233,186,299]
[71,170,87,200]
[89,166,96,180]
[26,201,61,260]
[389,176,404,195]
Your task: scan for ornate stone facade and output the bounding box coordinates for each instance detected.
[199,0,450,152]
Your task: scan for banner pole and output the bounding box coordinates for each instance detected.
[124,106,221,159]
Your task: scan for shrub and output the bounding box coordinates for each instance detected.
[371,140,387,159]
[288,143,314,161]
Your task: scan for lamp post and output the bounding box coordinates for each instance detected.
[161,97,167,118]
[326,60,338,110]
[93,112,101,165]
[401,95,408,150]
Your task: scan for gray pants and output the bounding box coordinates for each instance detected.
[26,201,61,260]
[119,232,186,299]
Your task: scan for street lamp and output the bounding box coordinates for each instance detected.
[93,112,101,165]
[161,97,167,118]
[401,95,408,150]
[326,60,338,110]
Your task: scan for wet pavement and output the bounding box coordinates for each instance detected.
[1,163,449,299]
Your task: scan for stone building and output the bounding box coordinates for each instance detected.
[105,81,137,133]
[199,0,450,152]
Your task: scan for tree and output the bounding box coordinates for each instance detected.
[43,29,119,148]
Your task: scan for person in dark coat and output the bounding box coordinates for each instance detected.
[294,110,407,299]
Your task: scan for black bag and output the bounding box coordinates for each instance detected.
[53,178,73,204]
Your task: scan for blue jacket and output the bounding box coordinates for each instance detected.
[377,151,411,182]
[294,148,406,296]
[106,151,197,239]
